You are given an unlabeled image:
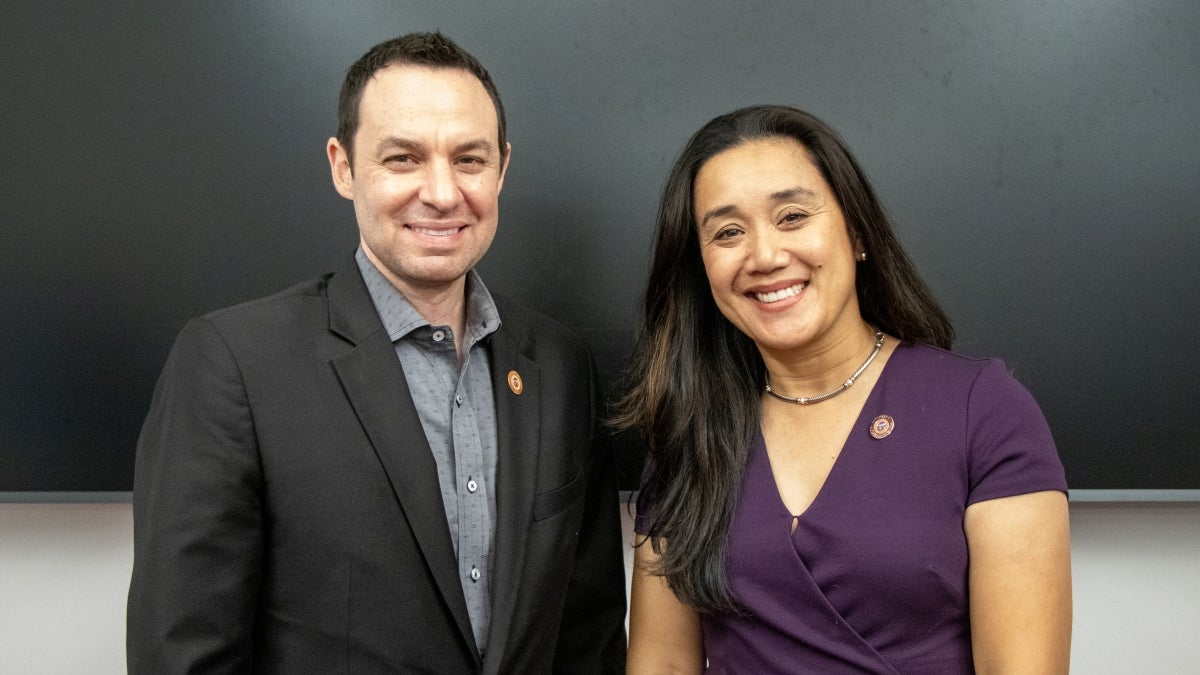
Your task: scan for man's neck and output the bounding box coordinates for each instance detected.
[400,279,469,357]
[355,247,473,358]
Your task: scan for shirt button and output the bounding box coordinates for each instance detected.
[432,329,446,342]
[467,479,478,493]
[455,394,464,406]
[470,566,481,582]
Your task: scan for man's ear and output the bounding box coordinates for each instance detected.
[496,142,512,193]
[327,137,354,200]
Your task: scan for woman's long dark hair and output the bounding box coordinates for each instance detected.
[613,105,954,612]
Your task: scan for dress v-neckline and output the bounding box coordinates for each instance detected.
[761,342,904,527]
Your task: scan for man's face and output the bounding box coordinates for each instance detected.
[328,64,510,299]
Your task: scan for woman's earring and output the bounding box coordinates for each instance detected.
[858,251,867,262]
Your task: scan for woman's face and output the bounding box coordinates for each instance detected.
[693,137,863,356]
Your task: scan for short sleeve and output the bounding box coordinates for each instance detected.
[965,359,1068,505]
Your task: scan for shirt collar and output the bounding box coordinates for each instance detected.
[354,247,501,345]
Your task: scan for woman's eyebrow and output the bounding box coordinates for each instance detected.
[769,186,818,203]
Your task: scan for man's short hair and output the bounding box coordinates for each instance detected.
[336,31,508,165]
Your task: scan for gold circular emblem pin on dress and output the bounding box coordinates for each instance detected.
[869,414,894,439]
[507,370,524,395]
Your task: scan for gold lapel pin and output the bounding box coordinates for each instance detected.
[507,370,524,396]
[869,414,894,439]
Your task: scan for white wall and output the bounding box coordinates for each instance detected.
[1,501,1197,673]
[0,504,130,673]
[1069,502,1200,673]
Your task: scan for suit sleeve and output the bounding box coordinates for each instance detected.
[127,317,264,673]
[552,356,629,674]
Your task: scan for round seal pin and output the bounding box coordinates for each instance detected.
[507,370,524,396]
[869,415,894,439]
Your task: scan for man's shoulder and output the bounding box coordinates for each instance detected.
[176,262,369,359]
[200,272,332,330]
[494,294,583,343]
[492,294,592,364]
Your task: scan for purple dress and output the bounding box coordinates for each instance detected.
[638,343,1067,674]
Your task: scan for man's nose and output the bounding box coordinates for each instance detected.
[419,160,463,212]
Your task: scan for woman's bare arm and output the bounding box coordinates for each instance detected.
[627,539,705,674]
[965,490,1072,674]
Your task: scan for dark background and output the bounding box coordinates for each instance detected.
[2,1,1197,493]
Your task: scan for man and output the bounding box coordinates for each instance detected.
[127,32,627,673]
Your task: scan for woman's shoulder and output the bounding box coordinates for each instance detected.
[886,341,1047,417]
[889,340,1012,384]
[888,342,1064,500]
[890,341,1052,436]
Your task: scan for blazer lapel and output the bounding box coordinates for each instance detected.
[483,317,541,666]
[325,258,480,662]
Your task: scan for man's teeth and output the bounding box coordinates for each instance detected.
[413,226,458,237]
[754,284,806,303]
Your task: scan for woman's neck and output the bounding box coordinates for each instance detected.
[760,321,883,399]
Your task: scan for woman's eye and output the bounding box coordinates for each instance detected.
[714,227,741,240]
[780,211,807,224]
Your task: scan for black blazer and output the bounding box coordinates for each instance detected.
[127,256,627,673]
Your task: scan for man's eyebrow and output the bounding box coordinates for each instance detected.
[454,139,496,155]
[374,136,423,155]
[372,136,496,157]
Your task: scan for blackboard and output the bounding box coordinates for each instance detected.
[3,1,1197,493]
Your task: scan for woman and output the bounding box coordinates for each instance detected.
[617,105,1071,674]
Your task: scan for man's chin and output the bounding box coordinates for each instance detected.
[392,264,476,294]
